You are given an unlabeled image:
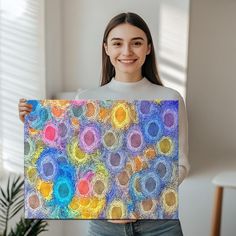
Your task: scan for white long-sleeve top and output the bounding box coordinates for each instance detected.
[75,77,190,185]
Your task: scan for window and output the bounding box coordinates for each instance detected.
[0,0,45,174]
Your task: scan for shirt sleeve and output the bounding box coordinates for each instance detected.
[176,92,191,185]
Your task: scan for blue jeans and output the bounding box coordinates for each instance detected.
[88,220,183,236]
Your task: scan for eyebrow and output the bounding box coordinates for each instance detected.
[111,37,145,41]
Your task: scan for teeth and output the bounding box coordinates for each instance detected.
[119,60,136,63]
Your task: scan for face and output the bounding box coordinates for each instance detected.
[104,23,151,79]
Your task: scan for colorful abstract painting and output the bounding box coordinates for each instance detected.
[24,99,179,219]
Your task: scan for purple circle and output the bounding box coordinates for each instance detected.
[140,101,151,114]
[106,151,126,173]
[131,133,141,148]
[164,113,174,127]
[127,126,144,153]
[110,153,121,166]
[58,123,67,137]
[43,162,54,177]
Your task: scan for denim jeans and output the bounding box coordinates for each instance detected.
[88,220,183,236]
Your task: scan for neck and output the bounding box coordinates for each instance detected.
[114,71,143,83]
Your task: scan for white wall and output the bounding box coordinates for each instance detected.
[187,0,236,160]
[183,0,236,235]
[45,0,63,99]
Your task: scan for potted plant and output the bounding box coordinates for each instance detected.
[0,175,48,236]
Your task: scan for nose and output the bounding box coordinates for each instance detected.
[122,44,133,56]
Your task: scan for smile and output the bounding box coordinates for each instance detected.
[118,59,137,64]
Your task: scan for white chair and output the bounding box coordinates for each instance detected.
[211,172,236,236]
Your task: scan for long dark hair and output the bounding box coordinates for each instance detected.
[101,12,163,86]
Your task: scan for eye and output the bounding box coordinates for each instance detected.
[112,42,121,46]
[132,41,142,46]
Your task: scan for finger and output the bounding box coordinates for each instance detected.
[18,104,32,109]
[19,111,30,116]
[19,107,32,112]
[19,98,27,102]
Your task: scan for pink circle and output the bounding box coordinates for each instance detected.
[45,126,56,141]
[130,133,141,148]
[84,130,95,146]
[79,125,101,153]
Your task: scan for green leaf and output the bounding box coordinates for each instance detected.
[8,218,48,236]
[0,175,24,235]
[0,175,48,236]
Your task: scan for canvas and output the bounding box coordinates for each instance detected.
[24,99,179,219]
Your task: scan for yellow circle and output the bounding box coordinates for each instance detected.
[108,200,126,219]
[165,192,176,206]
[37,180,53,200]
[111,206,122,218]
[158,137,173,155]
[67,138,88,165]
[111,103,131,129]
[74,145,86,161]
[26,167,37,183]
[161,188,178,214]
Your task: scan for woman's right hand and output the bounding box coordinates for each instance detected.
[18,98,32,123]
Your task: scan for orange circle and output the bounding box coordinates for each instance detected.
[86,102,95,117]
[28,194,40,209]
[115,107,126,123]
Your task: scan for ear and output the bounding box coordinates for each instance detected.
[104,43,109,55]
[146,44,151,55]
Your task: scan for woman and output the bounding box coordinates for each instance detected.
[19,12,190,236]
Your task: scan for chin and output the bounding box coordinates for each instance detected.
[117,67,139,75]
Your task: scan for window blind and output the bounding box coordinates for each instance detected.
[0,0,45,175]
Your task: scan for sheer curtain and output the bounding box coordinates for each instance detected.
[0,0,45,175]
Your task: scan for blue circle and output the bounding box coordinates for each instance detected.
[154,156,173,184]
[27,100,39,112]
[143,118,163,144]
[105,151,127,174]
[140,171,161,197]
[37,148,59,181]
[54,177,74,206]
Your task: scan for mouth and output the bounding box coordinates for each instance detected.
[118,59,138,64]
